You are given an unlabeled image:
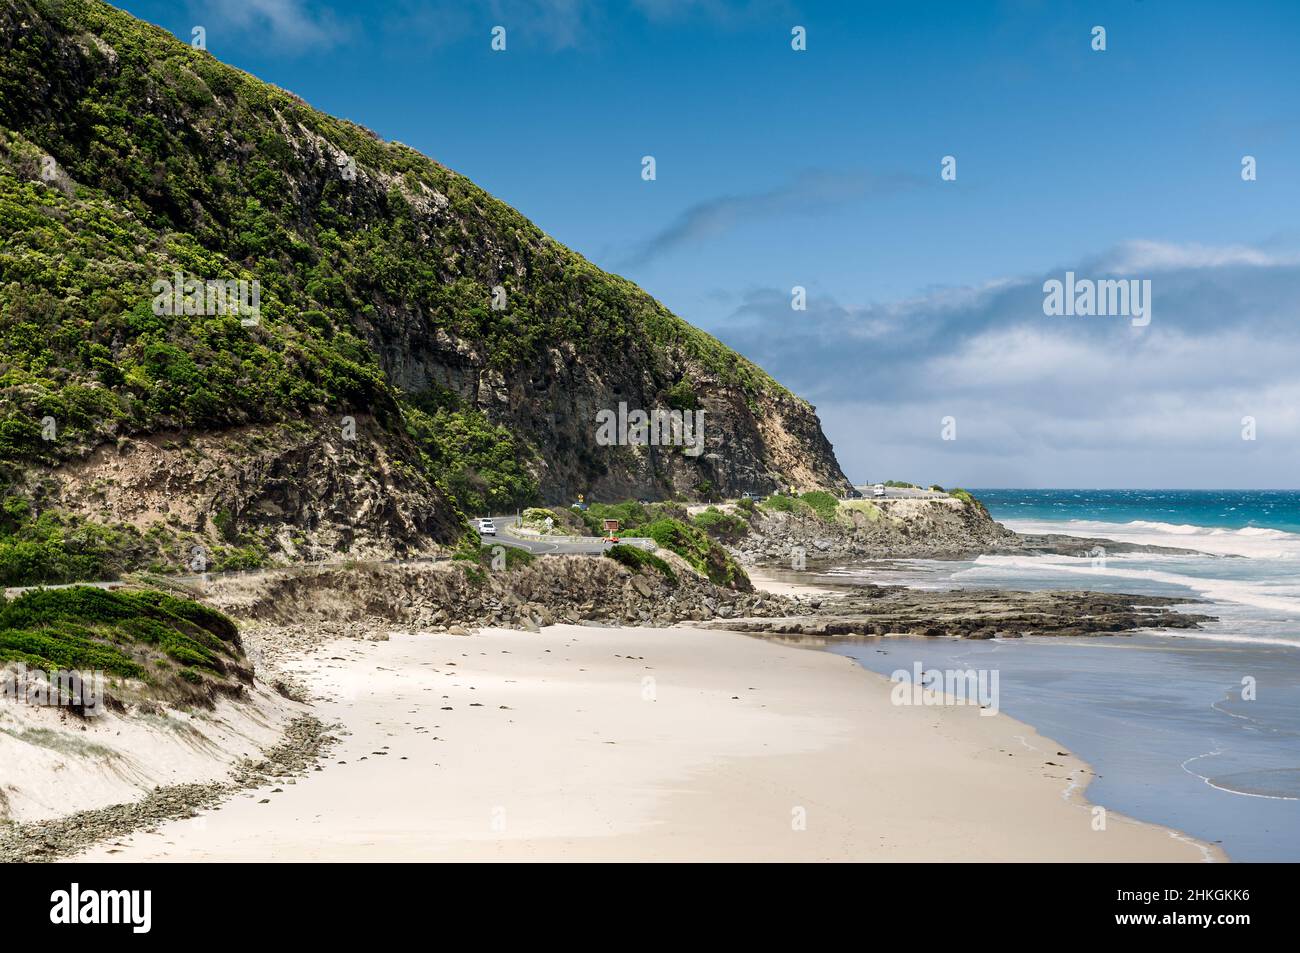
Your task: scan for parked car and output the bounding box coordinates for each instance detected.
[740,491,767,503]
[872,484,886,498]
[476,518,496,535]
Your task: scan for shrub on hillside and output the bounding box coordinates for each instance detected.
[663,381,698,412]
[692,507,749,542]
[0,586,248,706]
[604,544,677,585]
[639,518,750,591]
[760,494,798,514]
[798,491,839,521]
[0,503,163,586]
[520,507,565,534]
[582,501,651,535]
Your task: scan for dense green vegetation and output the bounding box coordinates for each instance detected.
[0,129,387,458]
[691,506,749,542]
[402,387,538,516]
[638,518,750,590]
[0,491,275,585]
[0,501,149,585]
[453,541,536,571]
[0,585,247,703]
[662,381,699,412]
[756,490,855,522]
[579,501,749,590]
[603,544,677,585]
[760,493,799,514]
[0,0,788,477]
[798,490,840,521]
[0,0,820,584]
[579,501,654,534]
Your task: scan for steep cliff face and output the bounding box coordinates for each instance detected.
[18,417,464,570]
[0,0,848,579]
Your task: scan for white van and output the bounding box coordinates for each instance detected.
[872,484,886,498]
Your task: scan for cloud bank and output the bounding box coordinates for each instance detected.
[710,241,1300,487]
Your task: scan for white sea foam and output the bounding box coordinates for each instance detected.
[993,517,1300,621]
[962,552,1300,618]
[1126,520,1204,535]
[1005,517,1300,560]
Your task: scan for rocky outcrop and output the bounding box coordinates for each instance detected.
[202,555,796,654]
[732,497,1018,564]
[707,585,1217,641]
[373,320,851,504]
[193,552,1215,670]
[25,416,462,568]
[725,497,1208,567]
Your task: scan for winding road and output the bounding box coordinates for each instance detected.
[1,516,654,599]
[479,515,656,555]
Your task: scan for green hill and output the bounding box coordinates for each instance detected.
[0,0,849,584]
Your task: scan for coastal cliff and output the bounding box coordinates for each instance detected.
[0,0,849,583]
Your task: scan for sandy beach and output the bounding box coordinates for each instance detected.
[70,617,1215,862]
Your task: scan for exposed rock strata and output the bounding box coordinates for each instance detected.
[707,586,1215,641]
[733,498,1206,564]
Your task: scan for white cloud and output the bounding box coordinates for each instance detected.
[710,239,1300,486]
[203,0,347,50]
[1096,239,1300,273]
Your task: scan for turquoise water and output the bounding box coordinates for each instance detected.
[973,488,1300,534]
[830,489,1300,861]
[956,488,1300,647]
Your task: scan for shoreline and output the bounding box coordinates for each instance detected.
[750,568,1226,861]
[62,576,1217,861]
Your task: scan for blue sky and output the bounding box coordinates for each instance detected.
[118,0,1300,487]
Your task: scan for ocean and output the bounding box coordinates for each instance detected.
[827,489,1300,861]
